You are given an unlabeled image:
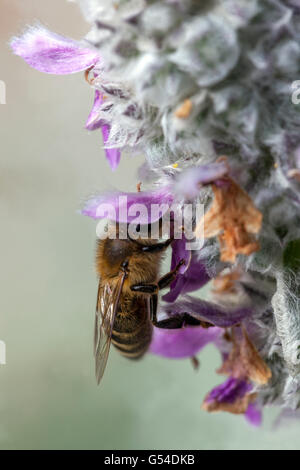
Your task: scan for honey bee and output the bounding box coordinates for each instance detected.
[94,225,186,384]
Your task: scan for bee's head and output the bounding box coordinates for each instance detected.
[98,237,133,275]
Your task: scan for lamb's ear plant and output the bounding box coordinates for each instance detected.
[10,0,300,425]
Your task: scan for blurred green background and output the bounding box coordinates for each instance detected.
[1,0,300,450]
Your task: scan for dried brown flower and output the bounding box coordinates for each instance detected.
[202,393,256,415]
[201,177,262,263]
[218,328,272,385]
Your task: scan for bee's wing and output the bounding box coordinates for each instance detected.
[94,273,126,385]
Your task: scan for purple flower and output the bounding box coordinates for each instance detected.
[10,25,99,74]
[100,125,121,171]
[150,325,223,359]
[150,296,254,360]
[10,25,121,171]
[245,402,262,427]
[205,377,252,405]
[82,187,174,223]
[86,91,121,170]
[203,377,262,425]
[82,160,230,225]
[85,90,106,131]
[173,160,229,200]
[163,237,210,302]
[160,296,253,328]
[203,377,256,417]
[150,302,261,425]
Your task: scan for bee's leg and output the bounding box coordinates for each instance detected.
[149,307,203,329]
[148,294,158,325]
[130,284,158,294]
[157,258,185,290]
[148,294,187,327]
[130,258,185,294]
[146,290,193,329]
[147,294,190,328]
[146,290,214,330]
[150,309,213,329]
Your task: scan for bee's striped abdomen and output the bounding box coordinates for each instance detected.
[111,304,152,359]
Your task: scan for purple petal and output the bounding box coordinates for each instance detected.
[163,241,210,302]
[101,124,121,171]
[11,25,99,74]
[161,295,253,328]
[205,377,252,405]
[179,258,210,292]
[82,187,174,222]
[174,161,228,199]
[85,91,104,131]
[169,236,191,274]
[245,402,262,427]
[163,275,186,303]
[150,325,223,359]
[85,91,121,170]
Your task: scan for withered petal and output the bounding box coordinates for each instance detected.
[200,176,262,263]
[240,329,272,385]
